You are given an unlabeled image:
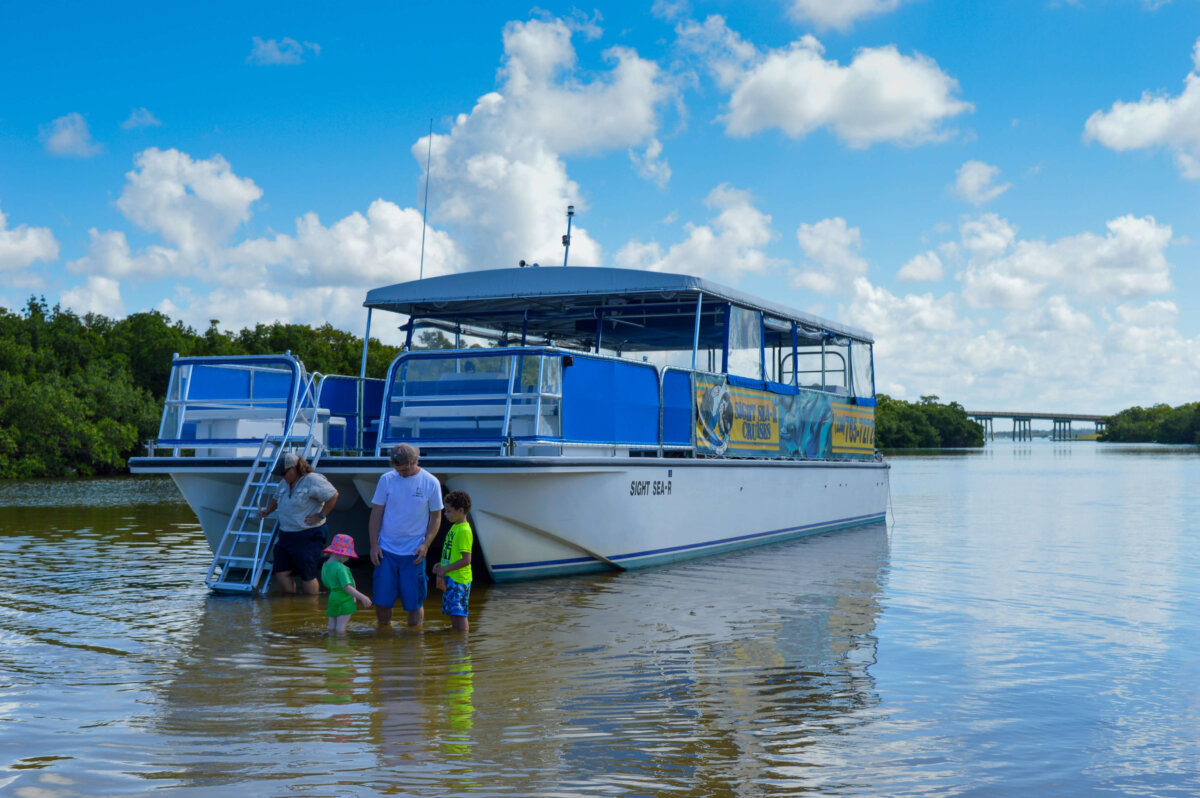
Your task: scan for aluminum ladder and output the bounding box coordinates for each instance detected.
[204,434,325,594]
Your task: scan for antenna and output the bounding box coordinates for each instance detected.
[418,118,433,280]
[562,204,575,267]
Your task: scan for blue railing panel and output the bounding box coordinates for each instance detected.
[318,375,385,451]
[185,363,291,407]
[187,364,249,401]
[662,370,693,446]
[562,357,658,445]
[318,375,359,414]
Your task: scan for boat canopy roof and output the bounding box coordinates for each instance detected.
[364,266,873,351]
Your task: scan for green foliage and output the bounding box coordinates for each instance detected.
[1099,403,1200,444]
[414,330,455,350]
[0,299,402,478]
[876,394,984,449]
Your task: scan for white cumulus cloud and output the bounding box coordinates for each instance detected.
[247,37,320,66]
[839,209,1192,410]
[613,183,777,283]
[1114,299,1178,327]
[897,250,944,282]
[495,19,670,155]
[960,214,1174,309]
[417,16,674,268]
[953,160,1011,205]
[40,112,103,157]
[0,206,59,272]
[115,147,262,264]
[68,229,182,280]
[787,0,906,31]
[69,148,464,291]
[1085,37,1200,178]
[960,213,1017,259]
[678,16,971,147]
[792,217,868,294]
[229,199,463,286]
[157,285,364,339]
[1004,295,1095,336]
[122,108,162,130]
[630,138,671,187]
[60,276,125,318]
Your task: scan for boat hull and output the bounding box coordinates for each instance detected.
[133,456,889,581]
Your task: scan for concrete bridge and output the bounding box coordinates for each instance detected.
[965,410,1109,441]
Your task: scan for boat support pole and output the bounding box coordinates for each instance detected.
[759,312,766,381]
[791,322,799,386]
[722,304,731,374]
[821,337,827,391]
[358,308,372,452]
[479,509,626,572]
[691,293,703,370]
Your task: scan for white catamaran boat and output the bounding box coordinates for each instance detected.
[130,266,888,591]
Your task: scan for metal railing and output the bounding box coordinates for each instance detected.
[377,348,565,454]
[149,355,385,457]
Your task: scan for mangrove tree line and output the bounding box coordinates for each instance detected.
[0,299,399,478]
[874,394,985,449]
[1099,403,1200,444]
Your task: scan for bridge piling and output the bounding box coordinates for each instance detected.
[968,410,1106,443]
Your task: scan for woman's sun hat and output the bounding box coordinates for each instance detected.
[323,533,358,558]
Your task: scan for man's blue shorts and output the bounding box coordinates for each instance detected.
[373,550,427,612]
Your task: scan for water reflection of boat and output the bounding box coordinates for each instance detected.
[477,523,890,792]
[131,267,888,583]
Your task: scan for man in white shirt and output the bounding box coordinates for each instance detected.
[369,443,443,626]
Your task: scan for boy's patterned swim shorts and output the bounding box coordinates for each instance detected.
[441,579,471,617]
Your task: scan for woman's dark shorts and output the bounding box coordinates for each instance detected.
[274,525,328,582]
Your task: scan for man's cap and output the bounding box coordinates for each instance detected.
[389,443,419,465]
[272,452,300,477]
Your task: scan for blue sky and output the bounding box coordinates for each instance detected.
[2,0,1199,413]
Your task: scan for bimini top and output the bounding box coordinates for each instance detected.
[364,266,873,351]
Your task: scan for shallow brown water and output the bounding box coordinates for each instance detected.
[3,443,1199,796]
[0,477,886,796]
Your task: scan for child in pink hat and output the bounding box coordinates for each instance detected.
[321,534,372,634]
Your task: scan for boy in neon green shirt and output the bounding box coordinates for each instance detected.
[432,490,473,632]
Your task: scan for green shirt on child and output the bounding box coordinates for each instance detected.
[440,521,473,584]
[321,559,357,617]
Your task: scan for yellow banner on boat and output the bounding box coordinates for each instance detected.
[694,377,780,454]
[694,373,875,460]
[832,403,876,455]
[727,387,780,450]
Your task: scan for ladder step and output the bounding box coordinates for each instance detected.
[230,529,273,538]
[210,582,256,593]
[217,556,263,565]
